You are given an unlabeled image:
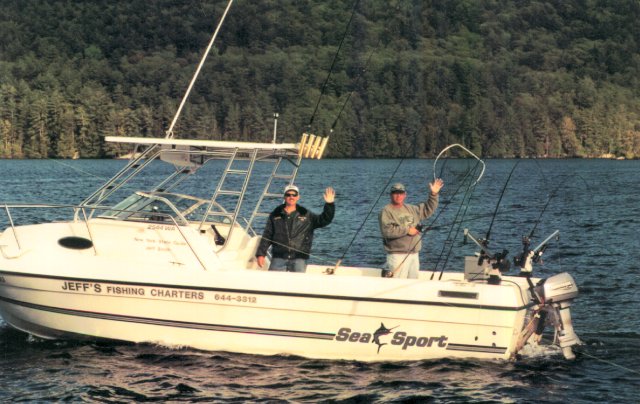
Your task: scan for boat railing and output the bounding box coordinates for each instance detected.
[135,192,190,225]
[240,217,258,237]
[0,203,208,270]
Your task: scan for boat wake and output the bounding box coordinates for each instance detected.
[517,340,564,359]
[2,325,637,402]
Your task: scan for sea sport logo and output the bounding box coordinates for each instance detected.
[335,323,448,353]
[373,323,396,353]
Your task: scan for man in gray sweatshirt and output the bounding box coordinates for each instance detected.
[379,178,444,278]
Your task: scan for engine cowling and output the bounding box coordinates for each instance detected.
[534,272,581,359]
[536,272,578,303]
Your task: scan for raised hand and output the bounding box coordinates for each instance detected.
[324,187,335,203]
[429,178,444,195]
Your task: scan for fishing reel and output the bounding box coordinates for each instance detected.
[469,234,510,273]
[492,249,511,273]
[479,248,510,285]
[513,236,534,275]
[514,230,559,276]
[463,229,510,285]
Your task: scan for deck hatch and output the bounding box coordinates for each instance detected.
[438,290,478,299]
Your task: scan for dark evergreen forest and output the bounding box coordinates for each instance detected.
[1,0,640,158]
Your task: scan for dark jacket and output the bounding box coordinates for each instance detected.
[256,203,335,260]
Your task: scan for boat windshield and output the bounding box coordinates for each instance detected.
[99,192,228,225]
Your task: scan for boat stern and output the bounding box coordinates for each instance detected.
[538,272,581,359]
[515,272,581,360]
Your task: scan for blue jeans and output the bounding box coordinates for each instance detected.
[269,257,307,273]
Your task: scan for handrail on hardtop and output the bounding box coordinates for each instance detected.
[1,135,330,263]
[0,203,208,270]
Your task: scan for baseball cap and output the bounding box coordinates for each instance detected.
[390,183,406,193]
[284,184,300,194]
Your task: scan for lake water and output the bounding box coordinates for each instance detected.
[0,158,638,402]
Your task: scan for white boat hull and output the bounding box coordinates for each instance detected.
[0,140,580,361]
[0,255,532,361]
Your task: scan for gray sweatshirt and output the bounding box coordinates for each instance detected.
[379,193,439,254]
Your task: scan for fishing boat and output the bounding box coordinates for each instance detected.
[0,134,581,361]
[0,2,581,362]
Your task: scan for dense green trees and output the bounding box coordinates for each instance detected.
[1,0,640,158]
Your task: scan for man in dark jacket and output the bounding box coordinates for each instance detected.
[256,184,335,272]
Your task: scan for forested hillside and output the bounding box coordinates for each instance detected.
[1,0,640,158]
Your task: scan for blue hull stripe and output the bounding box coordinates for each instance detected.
[0,295,336,340]
[0,295,512,356]
[446,343,508,354]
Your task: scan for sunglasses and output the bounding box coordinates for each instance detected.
[284,192,298,197]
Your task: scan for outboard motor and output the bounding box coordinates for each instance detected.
[466,228,582,359]
[534,272,581,359]
[511,230,581,359]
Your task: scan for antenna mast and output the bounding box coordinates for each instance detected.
[165,0,235,139]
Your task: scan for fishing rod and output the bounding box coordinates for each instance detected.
[332,142,482,276]
[307,0,360,130]
[362,208,541,242]
[513,169,599,279]
[331,129,424,273]
[432,181,476,280]
[485,161,519,243]
[524,167,566,242]
[430,146,485,280]
[379,144,484,278]
[513,176,572,277]
[45,158,107,182]
[426,160,481,280]
[464,165,577,287]
[520,168,595,246]
[458,161,520,284]
[328,35,381,132]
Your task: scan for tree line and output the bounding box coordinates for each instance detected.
[1,0,640,159]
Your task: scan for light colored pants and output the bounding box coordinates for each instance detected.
[386,253,420,279]
[269,257,307,273]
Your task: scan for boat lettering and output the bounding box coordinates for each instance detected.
[61,281,101,293]
[390,331,448,350]
[151,288,204,300]
[147,224,176,231]
[335,327,448,351]
[214,294,257,304]
[335,328,373,343]
[105,285,144,296]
